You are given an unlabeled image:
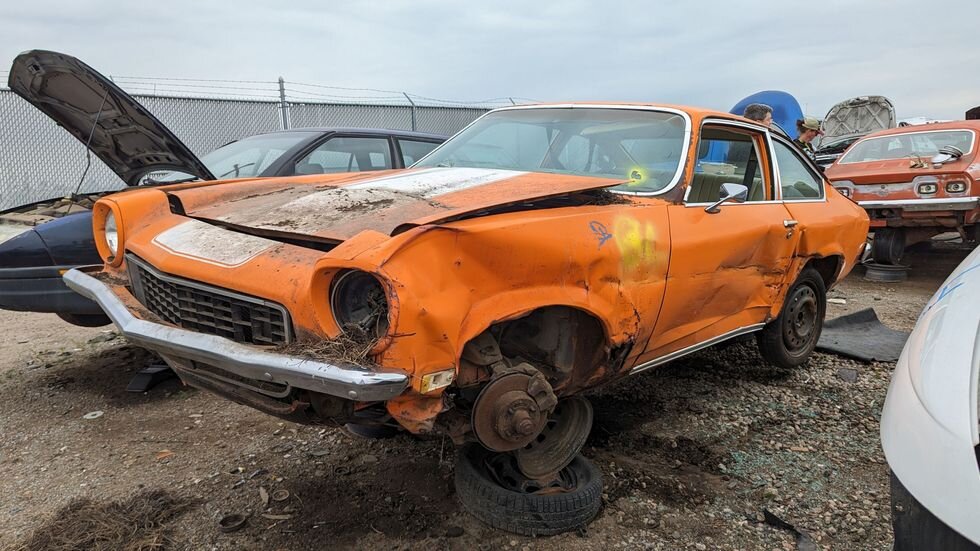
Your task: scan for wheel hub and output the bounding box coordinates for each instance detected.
[472,372,553,452]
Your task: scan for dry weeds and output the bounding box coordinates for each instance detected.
[10,489,198,551]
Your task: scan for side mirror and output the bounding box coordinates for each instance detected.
[705,183,748,213]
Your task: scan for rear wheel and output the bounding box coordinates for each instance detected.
[756,268,826,368]
[871,228,906,265]
[56,312,111,327]
[454,444,602,536]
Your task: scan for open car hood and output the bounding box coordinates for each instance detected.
[7,50,215,186]
[818,95,896,148]
[173,167,628,242]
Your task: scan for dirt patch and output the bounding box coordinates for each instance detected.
[10,489,198,551]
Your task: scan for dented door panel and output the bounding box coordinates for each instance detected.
[640,201,799,361]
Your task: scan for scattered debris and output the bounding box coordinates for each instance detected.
[836,368,859,383]
[271,489,290,502]
[259,487,270,508]
[761,509,819,551]
[218,513,248,534]
[827,298,847,305]
[81,411,103,420]
[155,450,174,461]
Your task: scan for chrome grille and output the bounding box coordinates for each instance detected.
[127,255,291,345]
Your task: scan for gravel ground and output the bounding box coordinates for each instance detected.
[0,243,970,550]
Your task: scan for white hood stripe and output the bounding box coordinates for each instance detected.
[347,167,526,198]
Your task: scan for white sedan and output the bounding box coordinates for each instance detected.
[881,245,980,549]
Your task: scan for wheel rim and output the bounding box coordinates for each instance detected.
[782,284,818,354]
[483,452,579,494]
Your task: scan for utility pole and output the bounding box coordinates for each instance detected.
[278,77,289,130]
[403,92,417,131]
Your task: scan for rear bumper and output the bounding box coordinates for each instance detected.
[63,268,410,402]
[857,197,979,212]
[0,265,104,314]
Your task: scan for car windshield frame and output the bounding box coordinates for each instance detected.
[414,105,692,196]
[838,129,976,164]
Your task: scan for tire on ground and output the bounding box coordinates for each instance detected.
[454,444,603,536]
[756,267,827,368]
[56,312,112,327]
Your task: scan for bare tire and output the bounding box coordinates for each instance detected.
[872,228,905,265]
[454,444,602,536]
[56,312,111,327]
[756,268,826,368]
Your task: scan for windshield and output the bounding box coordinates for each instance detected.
[416,108,688,193]
[148,131,312,183]
[839,130,975,163]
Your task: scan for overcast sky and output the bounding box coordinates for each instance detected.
[1,0,978,120]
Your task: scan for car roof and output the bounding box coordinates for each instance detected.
[260,127,447,140]
[491,102,777,133]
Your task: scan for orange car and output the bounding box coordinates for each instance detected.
[65,102,867,534]
[825,121,980,264]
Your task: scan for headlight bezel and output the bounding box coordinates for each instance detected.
[93,201,125,266]
[329,269,391,339]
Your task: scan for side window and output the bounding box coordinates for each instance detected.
[773,141,824,200]
[686,126,770,203]
[295,137,392,174]
[398,140,439,166]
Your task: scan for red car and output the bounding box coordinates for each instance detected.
[825,121,980,264]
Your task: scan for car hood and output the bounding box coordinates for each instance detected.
[7,50,215,186]
[171,167,627,242]
[818,95,896,147]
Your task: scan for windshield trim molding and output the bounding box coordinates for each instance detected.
[415,104,693,197]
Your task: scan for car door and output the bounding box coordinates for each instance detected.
[772,135,859,273]
[291,135,395,175]
[639,121,801,363]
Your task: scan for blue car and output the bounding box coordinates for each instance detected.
[1,50,445,326]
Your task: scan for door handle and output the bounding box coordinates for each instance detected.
[783,219,798,239]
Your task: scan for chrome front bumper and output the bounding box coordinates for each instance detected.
[63,268,410,401]
[857,197,980,211]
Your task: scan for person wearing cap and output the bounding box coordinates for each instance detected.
[743,103,773,127]
[793,117,823,160]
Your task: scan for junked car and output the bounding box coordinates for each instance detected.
[814,95,896,169]
[825,121,980,264]
[1,50,444,326]
[880,245,980,550]
[62,96,868,534]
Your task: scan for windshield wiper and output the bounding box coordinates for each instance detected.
[144,176,199,186]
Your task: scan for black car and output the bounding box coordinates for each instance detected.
[0,50,445,326]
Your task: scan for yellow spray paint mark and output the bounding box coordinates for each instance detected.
[614,216,659,270]
[625,166,649,187]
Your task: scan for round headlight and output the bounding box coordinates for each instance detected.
[104,210,119,258]
[330,270,389,338]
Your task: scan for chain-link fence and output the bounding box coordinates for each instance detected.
[0,81,502,210]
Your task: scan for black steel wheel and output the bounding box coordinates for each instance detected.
[454,444,602,536]
[756,268,826,368]
[872,228,906,265]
